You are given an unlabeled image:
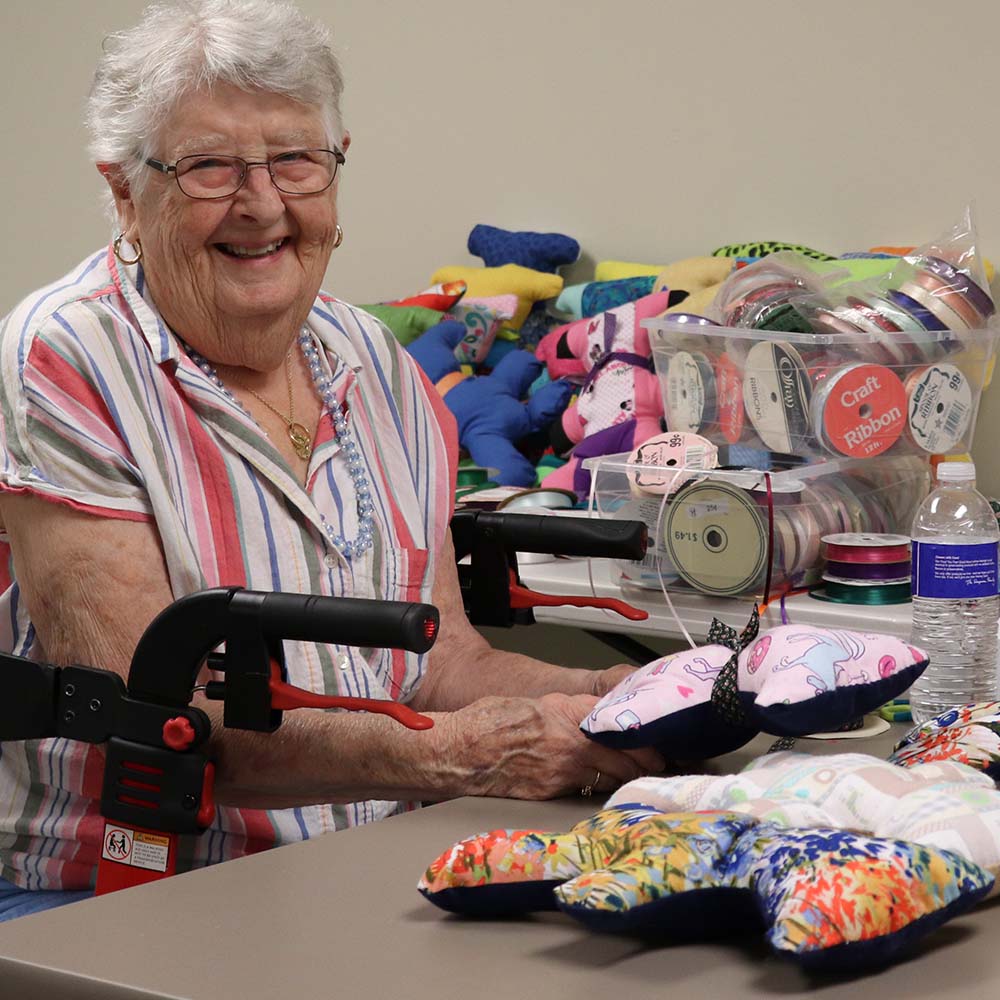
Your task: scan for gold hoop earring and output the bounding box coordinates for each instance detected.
[113,233,142,266]
[333,224,343,249]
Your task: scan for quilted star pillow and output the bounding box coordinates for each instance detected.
[581,615,928,759]
[418,805,992,973]
[607,751,1000,891]
[889,702,1000,781]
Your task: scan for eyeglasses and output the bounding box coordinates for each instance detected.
[145,148,346,200]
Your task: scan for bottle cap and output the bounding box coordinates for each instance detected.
[937,460,976,481]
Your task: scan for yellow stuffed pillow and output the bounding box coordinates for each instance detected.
[431,264,562,329]
[594,260,665,282]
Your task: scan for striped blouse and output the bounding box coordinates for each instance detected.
[0,245,457,891]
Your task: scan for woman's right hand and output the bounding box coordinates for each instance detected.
[436,693,665,801]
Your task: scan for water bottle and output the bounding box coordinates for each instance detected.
[910,461,1000,724]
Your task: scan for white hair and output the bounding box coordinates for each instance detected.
[87,0,345,216]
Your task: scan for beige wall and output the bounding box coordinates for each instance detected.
[4,0,1000,490]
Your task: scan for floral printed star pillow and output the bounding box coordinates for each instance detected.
[890,702,1000,781]
[418,804,991,973]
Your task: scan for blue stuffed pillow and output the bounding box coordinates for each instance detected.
[407,321,573,486]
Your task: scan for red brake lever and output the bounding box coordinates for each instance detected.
[268,676,434,730]
[507,571,649,621]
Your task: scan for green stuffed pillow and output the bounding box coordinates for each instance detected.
[359,304,444,346]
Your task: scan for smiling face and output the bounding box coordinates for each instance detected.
[106,83,347,371]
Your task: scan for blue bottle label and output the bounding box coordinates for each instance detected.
[911,540,999,599]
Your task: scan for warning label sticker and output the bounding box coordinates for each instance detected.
[101,824,170,872]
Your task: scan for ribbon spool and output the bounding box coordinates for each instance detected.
[897,256,996,332]
[657,471,909,599]
[810,362,907,459]
[896,279,975,332]
[664,480,770,596]
[885,289,948,333]
[714,257,824,331]
[717,268,801,327]
[812,580,912,605]
[627,452,923,600]
[904,363,973,454]
[665,350,718,433]
[814,532,912,605]
[715,352,751,444]
[454,465,499,502]
[741,340,813,454]
[825,561,911,583]
[628,432,720,498]
[823,532,910,562]
[811,305,909,368]
[496,488,577,512]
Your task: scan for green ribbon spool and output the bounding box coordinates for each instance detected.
[455,465,499,501]
[811,580,912,605]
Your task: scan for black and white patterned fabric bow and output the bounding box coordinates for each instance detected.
[708,604,760,727]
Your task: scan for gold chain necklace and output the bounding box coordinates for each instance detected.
[230,353,313,460]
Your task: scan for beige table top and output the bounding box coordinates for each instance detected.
[0,727,996,1000]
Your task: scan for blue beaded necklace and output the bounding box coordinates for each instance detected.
[185,330,375,560]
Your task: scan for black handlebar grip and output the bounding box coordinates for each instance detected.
[475,513,647,560]
[0,655,58,741]
[256,593,440,654]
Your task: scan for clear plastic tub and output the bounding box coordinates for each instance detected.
[585,452,930,598]
[646,319,997,462]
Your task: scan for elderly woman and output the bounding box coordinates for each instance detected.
[0,0,661,920]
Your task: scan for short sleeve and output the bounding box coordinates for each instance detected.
[0,302,153,521]
[384,332,458,555]
[414,364,459,505]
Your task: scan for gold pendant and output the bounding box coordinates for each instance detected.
[288,422,312,460]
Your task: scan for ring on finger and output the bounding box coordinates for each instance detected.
[580,769,602,797]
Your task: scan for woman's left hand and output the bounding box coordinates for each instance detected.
[587,663,639,698]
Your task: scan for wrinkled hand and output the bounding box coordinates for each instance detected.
[440,693,664,801]
[587,663,639,698]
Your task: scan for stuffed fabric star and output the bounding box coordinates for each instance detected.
[360,304,444,346]
[468,224,580,273]
[407,321,572,486]
[654,256,734,319]
[388,279,468,312]
[430,264,563,330]
[581,615,928,759]
[606,751,1000,894]
[890,701,1000,781]
[594,260,666,282]
[418,804,718,915]
[711,241,837,261]
[418,804,992,972]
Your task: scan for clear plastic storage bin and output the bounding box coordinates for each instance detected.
[645,319,997,462]
[585,452,930,598]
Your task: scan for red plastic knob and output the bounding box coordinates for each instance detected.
[162,716,196,751]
